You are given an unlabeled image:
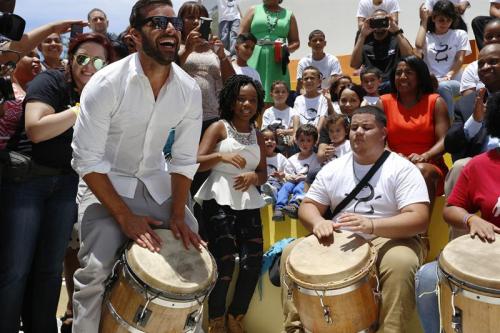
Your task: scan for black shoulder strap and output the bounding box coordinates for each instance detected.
[331,150,391,217]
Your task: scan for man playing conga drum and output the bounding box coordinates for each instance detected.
[71,0,205,332]
[282,106,431,333]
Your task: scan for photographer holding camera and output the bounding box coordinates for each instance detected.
[350,9,413,94]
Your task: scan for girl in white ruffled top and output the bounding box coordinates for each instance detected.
[194,75,267,332]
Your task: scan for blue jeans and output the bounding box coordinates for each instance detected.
[0,173,78,333]
[276,181,305,209]
[219,19,240,56]
[437,80,461,119]
[415,261,440,333]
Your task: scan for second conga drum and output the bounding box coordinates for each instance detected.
[285,231,379,333]
[99,229,217,333]
[438,235,500,333]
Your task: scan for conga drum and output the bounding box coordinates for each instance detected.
[285,231,379,333]
[100,229,217,333]
[438,235,500,333]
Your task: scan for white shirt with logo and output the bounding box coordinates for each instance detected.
[294,95,329,127]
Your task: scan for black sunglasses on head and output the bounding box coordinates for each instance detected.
[139,16,183,31]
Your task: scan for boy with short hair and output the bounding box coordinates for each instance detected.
[360,67,382,106]
[296,30,343,93]
[273,124,321,220]
[232,32,262,83]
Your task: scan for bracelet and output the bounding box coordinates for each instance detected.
[70,103,80,117]
[463,213,474,229]
[369,218,375,234]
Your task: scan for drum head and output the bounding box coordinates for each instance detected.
[439,235,500,290]
[287,231,376,288]
[126,229,215,295]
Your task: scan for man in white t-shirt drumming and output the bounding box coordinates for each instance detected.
[281,106,430,333]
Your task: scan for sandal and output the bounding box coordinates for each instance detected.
[60,312,73,333]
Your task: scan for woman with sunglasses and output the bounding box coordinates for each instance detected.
[0,33,113,333]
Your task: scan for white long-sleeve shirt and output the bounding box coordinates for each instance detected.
[72,53,202,205]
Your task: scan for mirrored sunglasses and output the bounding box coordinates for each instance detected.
[74,54,106,71]
[141,16,183,31]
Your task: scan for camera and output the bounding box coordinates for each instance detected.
[0,75,14,102]
[199,17,212,41]
[369,17,389,29]
[0,12,25,41]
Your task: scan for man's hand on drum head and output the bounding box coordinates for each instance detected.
[468,216,500,242]
[170,216,207,251]
[312,220,338,246]
[336,213,375,235]
[117,214,164,252]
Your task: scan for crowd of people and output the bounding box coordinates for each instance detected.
[0,0,499,333]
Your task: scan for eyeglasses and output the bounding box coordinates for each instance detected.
[74,54,106,70]
[140,16,183,31]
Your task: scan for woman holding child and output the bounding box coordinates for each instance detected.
[240,0,300,103]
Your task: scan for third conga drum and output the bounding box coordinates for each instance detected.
[99,229,217,333]
[438,235,500,333]
[285,231,379,333]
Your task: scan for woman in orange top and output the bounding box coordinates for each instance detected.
[378,55,449,203]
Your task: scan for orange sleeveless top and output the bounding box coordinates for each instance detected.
[381,93,448,192]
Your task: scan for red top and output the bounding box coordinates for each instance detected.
[448,150,500,227]
[381,93,448,187]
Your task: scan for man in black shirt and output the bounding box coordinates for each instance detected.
[350,9,413,94]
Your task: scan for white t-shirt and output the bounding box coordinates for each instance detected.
[460,60,484,93]
[294,95,329,126]
[357,0,400,18]
[424,29,471,79]
[261,106,296,129]
[491,0,500,3]
[232,63,262,83]
[217,0,241,22]
[324,140,352,164]
[285,152,321,176]
[363,96,380,106]
[424,0,461,10]
[296,54,343,90]
[266,153,288,181]
[306,152,429,239]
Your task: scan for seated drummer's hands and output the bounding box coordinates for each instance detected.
[336,213,374,235]
[116,213,163,252]
[170,215,206,251]
[312,220,337,246]
[468,216,500,242]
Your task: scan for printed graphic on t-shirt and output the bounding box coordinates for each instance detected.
[433,43,449,64]
[494,197,500,217]
[298,163,310,175]
[300,108,318,124]
[228,0,235,7]
[345,183,382,215]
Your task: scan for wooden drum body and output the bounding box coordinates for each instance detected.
[438,235,500,333]
[100,229,217,333]
[285,231,379,333]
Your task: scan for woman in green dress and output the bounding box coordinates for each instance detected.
[240,0,300,104]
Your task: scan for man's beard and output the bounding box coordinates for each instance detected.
[140,30,178,66]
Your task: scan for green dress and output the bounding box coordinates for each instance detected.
[248,4,292,103]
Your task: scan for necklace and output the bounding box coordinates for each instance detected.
[264,5,280,35]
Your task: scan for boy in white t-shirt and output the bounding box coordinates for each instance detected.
[294,66,329,133]
[232,32,262,83]
[357,0,400,29]
[261,128,288,204]
[296,30,342,93]
[217,0,241,55]
[273,124,321,220]
[360,67,382,106]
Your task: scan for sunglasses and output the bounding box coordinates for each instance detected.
[140,16,183,31]
[74,54,106,71]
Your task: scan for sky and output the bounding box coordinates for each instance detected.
[14,0,187,36]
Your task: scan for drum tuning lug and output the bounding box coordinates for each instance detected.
[451,307,462,333]
[322,306,333,325]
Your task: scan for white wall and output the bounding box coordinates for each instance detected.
[202,0,492,59]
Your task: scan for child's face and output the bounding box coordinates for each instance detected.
[235,40,256,62]
[308,34,326,52]
[263,131,277,156]
[271,83,289,105]
[339,89,361,117]
[361,73,381,95]
[296,133,315,153]
[328,121,347,145]
[302,70,321,93]
[233,84,258,122]
[432,15,453,34]
[335,78,352,95]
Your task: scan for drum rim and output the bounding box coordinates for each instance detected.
[123,250,218,302]
[286,235,378,289]
[438,263,500,296]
